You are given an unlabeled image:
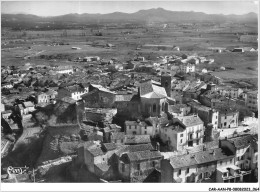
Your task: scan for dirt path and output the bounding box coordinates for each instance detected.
[12,126,42,152]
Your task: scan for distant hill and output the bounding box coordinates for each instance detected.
[2,8,258,28]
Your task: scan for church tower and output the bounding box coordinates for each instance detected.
[161,75,171,97]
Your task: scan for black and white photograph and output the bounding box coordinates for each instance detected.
[1,0,259,191]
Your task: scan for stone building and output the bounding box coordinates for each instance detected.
[81,84,116,108]
[161,147,235,183]
[160,114,204,151]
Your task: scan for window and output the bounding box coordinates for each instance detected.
[230,159,232,164]
[145,126,147,129]
[135,125,137,129]
[241,156,244,160]
[224,122,227,126]
[196,140,199,145]
[144,131,147,134]
[178,169,181,176]
[153,104,156,113]
[220,161,223,165]
[186,168,189,174]
[152,161,156,168]
[180,139,182,144]
[137,164,140,170]
[129,126,131,129]
[225,116,227,119]
[180,134,183,137]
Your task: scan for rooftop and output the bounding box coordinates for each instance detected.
[176,115,203,127]
[121,150,162,163]
[140,80,167,99]
[227,135,256,149]
[124,135,151,145]
[169,148,234,169]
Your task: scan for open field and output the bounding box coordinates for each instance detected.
[1,21,258,86]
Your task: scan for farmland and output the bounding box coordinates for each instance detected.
[1,15,258,88]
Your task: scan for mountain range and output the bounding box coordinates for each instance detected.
[2,8,258,25]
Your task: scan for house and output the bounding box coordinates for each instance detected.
[118,149,162,182]
[125,120,154,137]
[35,92,50,104]
[173,46,180,51]
[201,69,207,73]
[55,66,74,74]
[83,56,100,62]
[111,132,125,144]
[2,110,12,120]
[242,47,256,52]
[88,127,104,142]
[232,48,244,53]
[216,107,239,129]
[168,104,191,117]
[81,84,116,108]
[160,114,204,151]
[124,135,151,145]
[101,59,113,65]
[188,101,219,130]
[76,141,118,181]
[58,84,87,101]
[161,147,235,183]
[218,86,243,99]
[245,90,258,112]
[18,101,35,115]
[219,135,257,182]
[180,64,195,73]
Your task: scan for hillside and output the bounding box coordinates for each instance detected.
[2,8,258,29]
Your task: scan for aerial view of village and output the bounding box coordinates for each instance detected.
[1,1,259,186]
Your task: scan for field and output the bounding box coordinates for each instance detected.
[1,22,258,87]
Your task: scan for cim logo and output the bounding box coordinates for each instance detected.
[7,166,29,175]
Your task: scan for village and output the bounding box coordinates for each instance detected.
[1,47,258,183]
[1,2,259,186]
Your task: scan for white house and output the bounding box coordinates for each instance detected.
[125,120,155,137]
[180,64,195,73]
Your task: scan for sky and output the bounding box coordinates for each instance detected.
[1,1,259,16]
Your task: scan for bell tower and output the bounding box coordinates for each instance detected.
[161,75,171,97]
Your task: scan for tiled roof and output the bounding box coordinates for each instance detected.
[228,135,255,149]
[177,115,203,127]
[115,94,134,102]
[23,101,34,108]
[59,97,76,104]
[140,80,167,99]
[102,143,118,151]
[116,144,154,156]
[95,163,110,172]
[169,148,234,169]
[63,85,85,93]
[88,146,104,157]
[122,150,162,163]
[168,104,189,113]
[124,135,151,145]
[90,84,116,94]
[111,132,125,140]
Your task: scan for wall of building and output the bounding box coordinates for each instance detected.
[161,159,174,183]
[173,165,197,183]
[84,150,95,173]
[83,91,116,108]
[246,92,258,112]
[218,112,238,128]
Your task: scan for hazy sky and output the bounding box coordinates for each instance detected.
[1,1,259,16]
